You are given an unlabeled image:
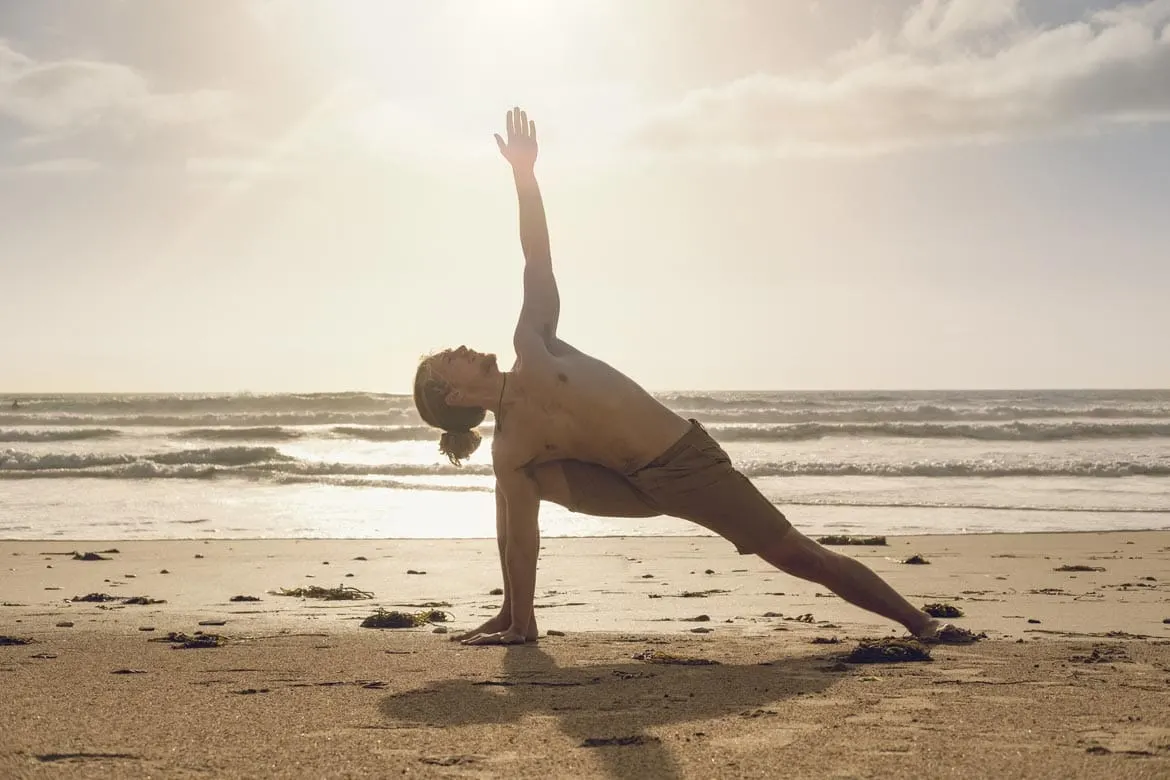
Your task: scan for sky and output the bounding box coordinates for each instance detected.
[1,0,1168,393]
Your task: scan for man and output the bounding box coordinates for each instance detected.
[413,108,955,646]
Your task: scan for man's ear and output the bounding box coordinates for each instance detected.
[444,389,466,407]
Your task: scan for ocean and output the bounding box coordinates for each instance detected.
[2,390,1168,541]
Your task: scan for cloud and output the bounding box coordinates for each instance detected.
[0,39,234,139]
[635,0,1170,157]
[0,157,102,175]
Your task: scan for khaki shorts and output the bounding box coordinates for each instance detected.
[561,420,792,555]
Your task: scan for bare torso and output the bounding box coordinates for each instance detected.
[492,340,691,475]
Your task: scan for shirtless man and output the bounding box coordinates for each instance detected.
[413,107,948,646]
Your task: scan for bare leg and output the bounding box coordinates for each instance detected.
[757,529,936,636]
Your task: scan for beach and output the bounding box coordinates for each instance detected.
[3,531,1169,778]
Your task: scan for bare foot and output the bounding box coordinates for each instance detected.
[449,614,539,642]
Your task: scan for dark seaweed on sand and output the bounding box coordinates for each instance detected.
[1054,564,1105,572]
[72,593,165,605]
[647,589,730,599]
[902,554,930,565]
[229,595,261,602]
[72,552,110,561]
[844,638,932,663]
[148,632,224,649]
[816,535,888,546]
[360,609,451,629]
[273,584,374,600]
[0,635,34,646]
[632,649,720,666]
[72,593,119,602]
[922,603,964,618]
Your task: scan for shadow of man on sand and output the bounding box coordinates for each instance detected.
[380,640,839,780]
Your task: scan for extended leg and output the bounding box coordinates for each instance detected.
[757,529,935,636]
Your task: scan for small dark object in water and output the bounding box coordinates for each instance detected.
[149,632,223,649]
[902,554,930,565]
[198,620,226,626]
[406,569,426,575]
[99,548,120,554]
[194,554,204,559]
[229,595,260,602]
[1028,618,1041,624]
[72,593,118,602]
[233,688,270,695]
[923,603,964,618]
[582,735,661,748]
[0,635,33,646]
[121,596,166,605]
[274,584,374,600]
[159,569,169,574]
[845,638,932,664]
[816,535,888,546]
[547,629,566,636]
[810,636,841,644]
[111,669,147,674]
[682,614,710,622]
[360,608,451,629]
[1054,564,1105,572]
[72,552,109,561]
[55,621,74,628]
[785,613,815,623]
[704,569,715,574]
[353,556,368,561]
[1163,618,1170,624]
[633,649,720,666]
[489,588,504,595]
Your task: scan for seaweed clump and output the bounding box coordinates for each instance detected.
[902,554,930,565]
[360,609,451,629]
[1054,564,1105,572]
[632,649,720,666]
[844,638,932,664]
[273,584,374,601]
[922,603,964,618]
[148,632,224,649]
[0,636,34,646]
[816,535,888,546]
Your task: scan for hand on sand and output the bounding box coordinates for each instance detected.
[461,628,531,646]
[494,106,537,171]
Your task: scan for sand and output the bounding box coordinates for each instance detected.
[2,531,1169,778]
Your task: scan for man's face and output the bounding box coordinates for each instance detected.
[434,345,498,388]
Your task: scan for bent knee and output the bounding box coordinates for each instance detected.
[526,462,575,509]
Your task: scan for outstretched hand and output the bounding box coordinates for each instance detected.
[494,106,538,172]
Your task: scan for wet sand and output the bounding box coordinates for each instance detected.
[2,531,1169,778]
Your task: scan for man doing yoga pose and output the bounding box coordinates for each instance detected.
[413,108,951,646]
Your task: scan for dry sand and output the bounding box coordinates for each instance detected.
[2,531,1169,778]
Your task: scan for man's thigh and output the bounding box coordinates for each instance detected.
[527,461,660,518]
[630,439,792,554]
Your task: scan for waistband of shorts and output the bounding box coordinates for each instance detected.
[626,419,709,476]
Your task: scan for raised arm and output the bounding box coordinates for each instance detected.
[495,107,560,351]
